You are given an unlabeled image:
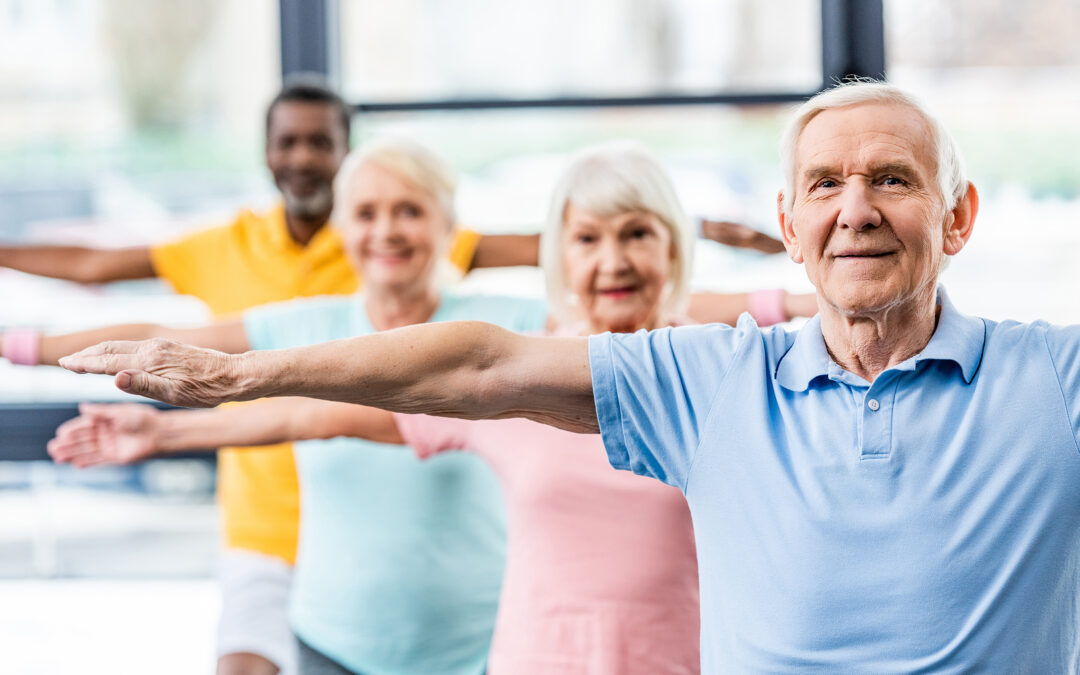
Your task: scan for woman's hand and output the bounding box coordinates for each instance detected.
[48,403,164,467]
[59,338,247,408]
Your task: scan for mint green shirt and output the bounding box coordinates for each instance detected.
[245,292,548,675]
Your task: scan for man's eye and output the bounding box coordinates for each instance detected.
[817,179,838,189]
[577,234,596,244]
[882,176,906,186]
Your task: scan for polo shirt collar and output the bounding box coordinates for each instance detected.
[775,287,986,392]
[267,201,339,257]
[266,202,295,251]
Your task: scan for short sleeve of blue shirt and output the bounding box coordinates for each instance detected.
[1041,323,1080,453]
[589,314,769,488]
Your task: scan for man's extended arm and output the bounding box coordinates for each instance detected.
[60,321,598,432]
[0,245,156,284]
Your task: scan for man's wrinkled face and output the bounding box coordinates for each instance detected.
[781,102,955,318]
[265,101,348,220]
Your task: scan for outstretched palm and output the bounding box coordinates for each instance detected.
[48,403,162,468]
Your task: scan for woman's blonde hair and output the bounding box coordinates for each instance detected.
[539,141,695,322]
[332,136,458,228]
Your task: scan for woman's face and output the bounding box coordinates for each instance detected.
[338,161,451,294]
[561,203,674,333]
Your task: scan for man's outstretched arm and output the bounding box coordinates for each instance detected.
[60,321,598,433]
[0,245,155,284]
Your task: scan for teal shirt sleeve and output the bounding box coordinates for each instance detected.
[589,317,761,489]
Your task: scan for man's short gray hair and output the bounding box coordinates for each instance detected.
[779,80,967,215]
[540,141,695,322]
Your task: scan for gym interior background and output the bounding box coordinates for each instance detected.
[1,1,1078,671]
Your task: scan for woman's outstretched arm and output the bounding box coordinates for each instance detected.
[48,398,404,468]
[59,321,598,433]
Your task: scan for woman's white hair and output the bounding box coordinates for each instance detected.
[539,141,695,322]
[331,136,458,228]
[779,80,967,215]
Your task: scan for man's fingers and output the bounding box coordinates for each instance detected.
[115,369,199,407]
[60,341,149,375]
[116,370,153,397]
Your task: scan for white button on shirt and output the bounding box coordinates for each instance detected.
[867,398,880,411]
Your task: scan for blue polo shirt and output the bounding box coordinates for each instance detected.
[589,290,1080,673]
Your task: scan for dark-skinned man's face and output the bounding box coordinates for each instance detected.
[265,101,349,220]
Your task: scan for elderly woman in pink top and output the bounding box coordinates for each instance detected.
[50,143,789,673]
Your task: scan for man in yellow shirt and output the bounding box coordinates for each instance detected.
[0,78,537,675]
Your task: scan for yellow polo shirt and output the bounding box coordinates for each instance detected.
[149,204,481,563]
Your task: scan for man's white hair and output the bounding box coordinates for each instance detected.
[779,80,967,215]
[539,141,695,322]
[332,136,458,227]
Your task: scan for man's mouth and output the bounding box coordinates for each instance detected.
[833,250,896,259]
[281,173,326,195]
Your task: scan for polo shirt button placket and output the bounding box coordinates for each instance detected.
[860,384,891,459]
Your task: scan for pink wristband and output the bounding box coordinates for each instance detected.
[2,328,41,365]
[747,289,787,327]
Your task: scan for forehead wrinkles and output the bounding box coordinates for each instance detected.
[795,105,936,185]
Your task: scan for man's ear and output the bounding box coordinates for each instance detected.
[943,182,978,256]
[777,191,804,264]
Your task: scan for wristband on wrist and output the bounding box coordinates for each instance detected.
[1,328,42,365]
[747,289,787,327]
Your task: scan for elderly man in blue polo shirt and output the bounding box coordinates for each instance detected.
[60,81,1080,672]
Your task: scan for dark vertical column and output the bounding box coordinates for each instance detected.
[279,0,332,78]
[821,0,886,85]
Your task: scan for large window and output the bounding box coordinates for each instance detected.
[339,0,823,102]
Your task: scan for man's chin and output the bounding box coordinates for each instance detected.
[283,188,333,219]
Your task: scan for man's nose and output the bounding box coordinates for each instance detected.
[837,181,882,231]
[289,140,319,168]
